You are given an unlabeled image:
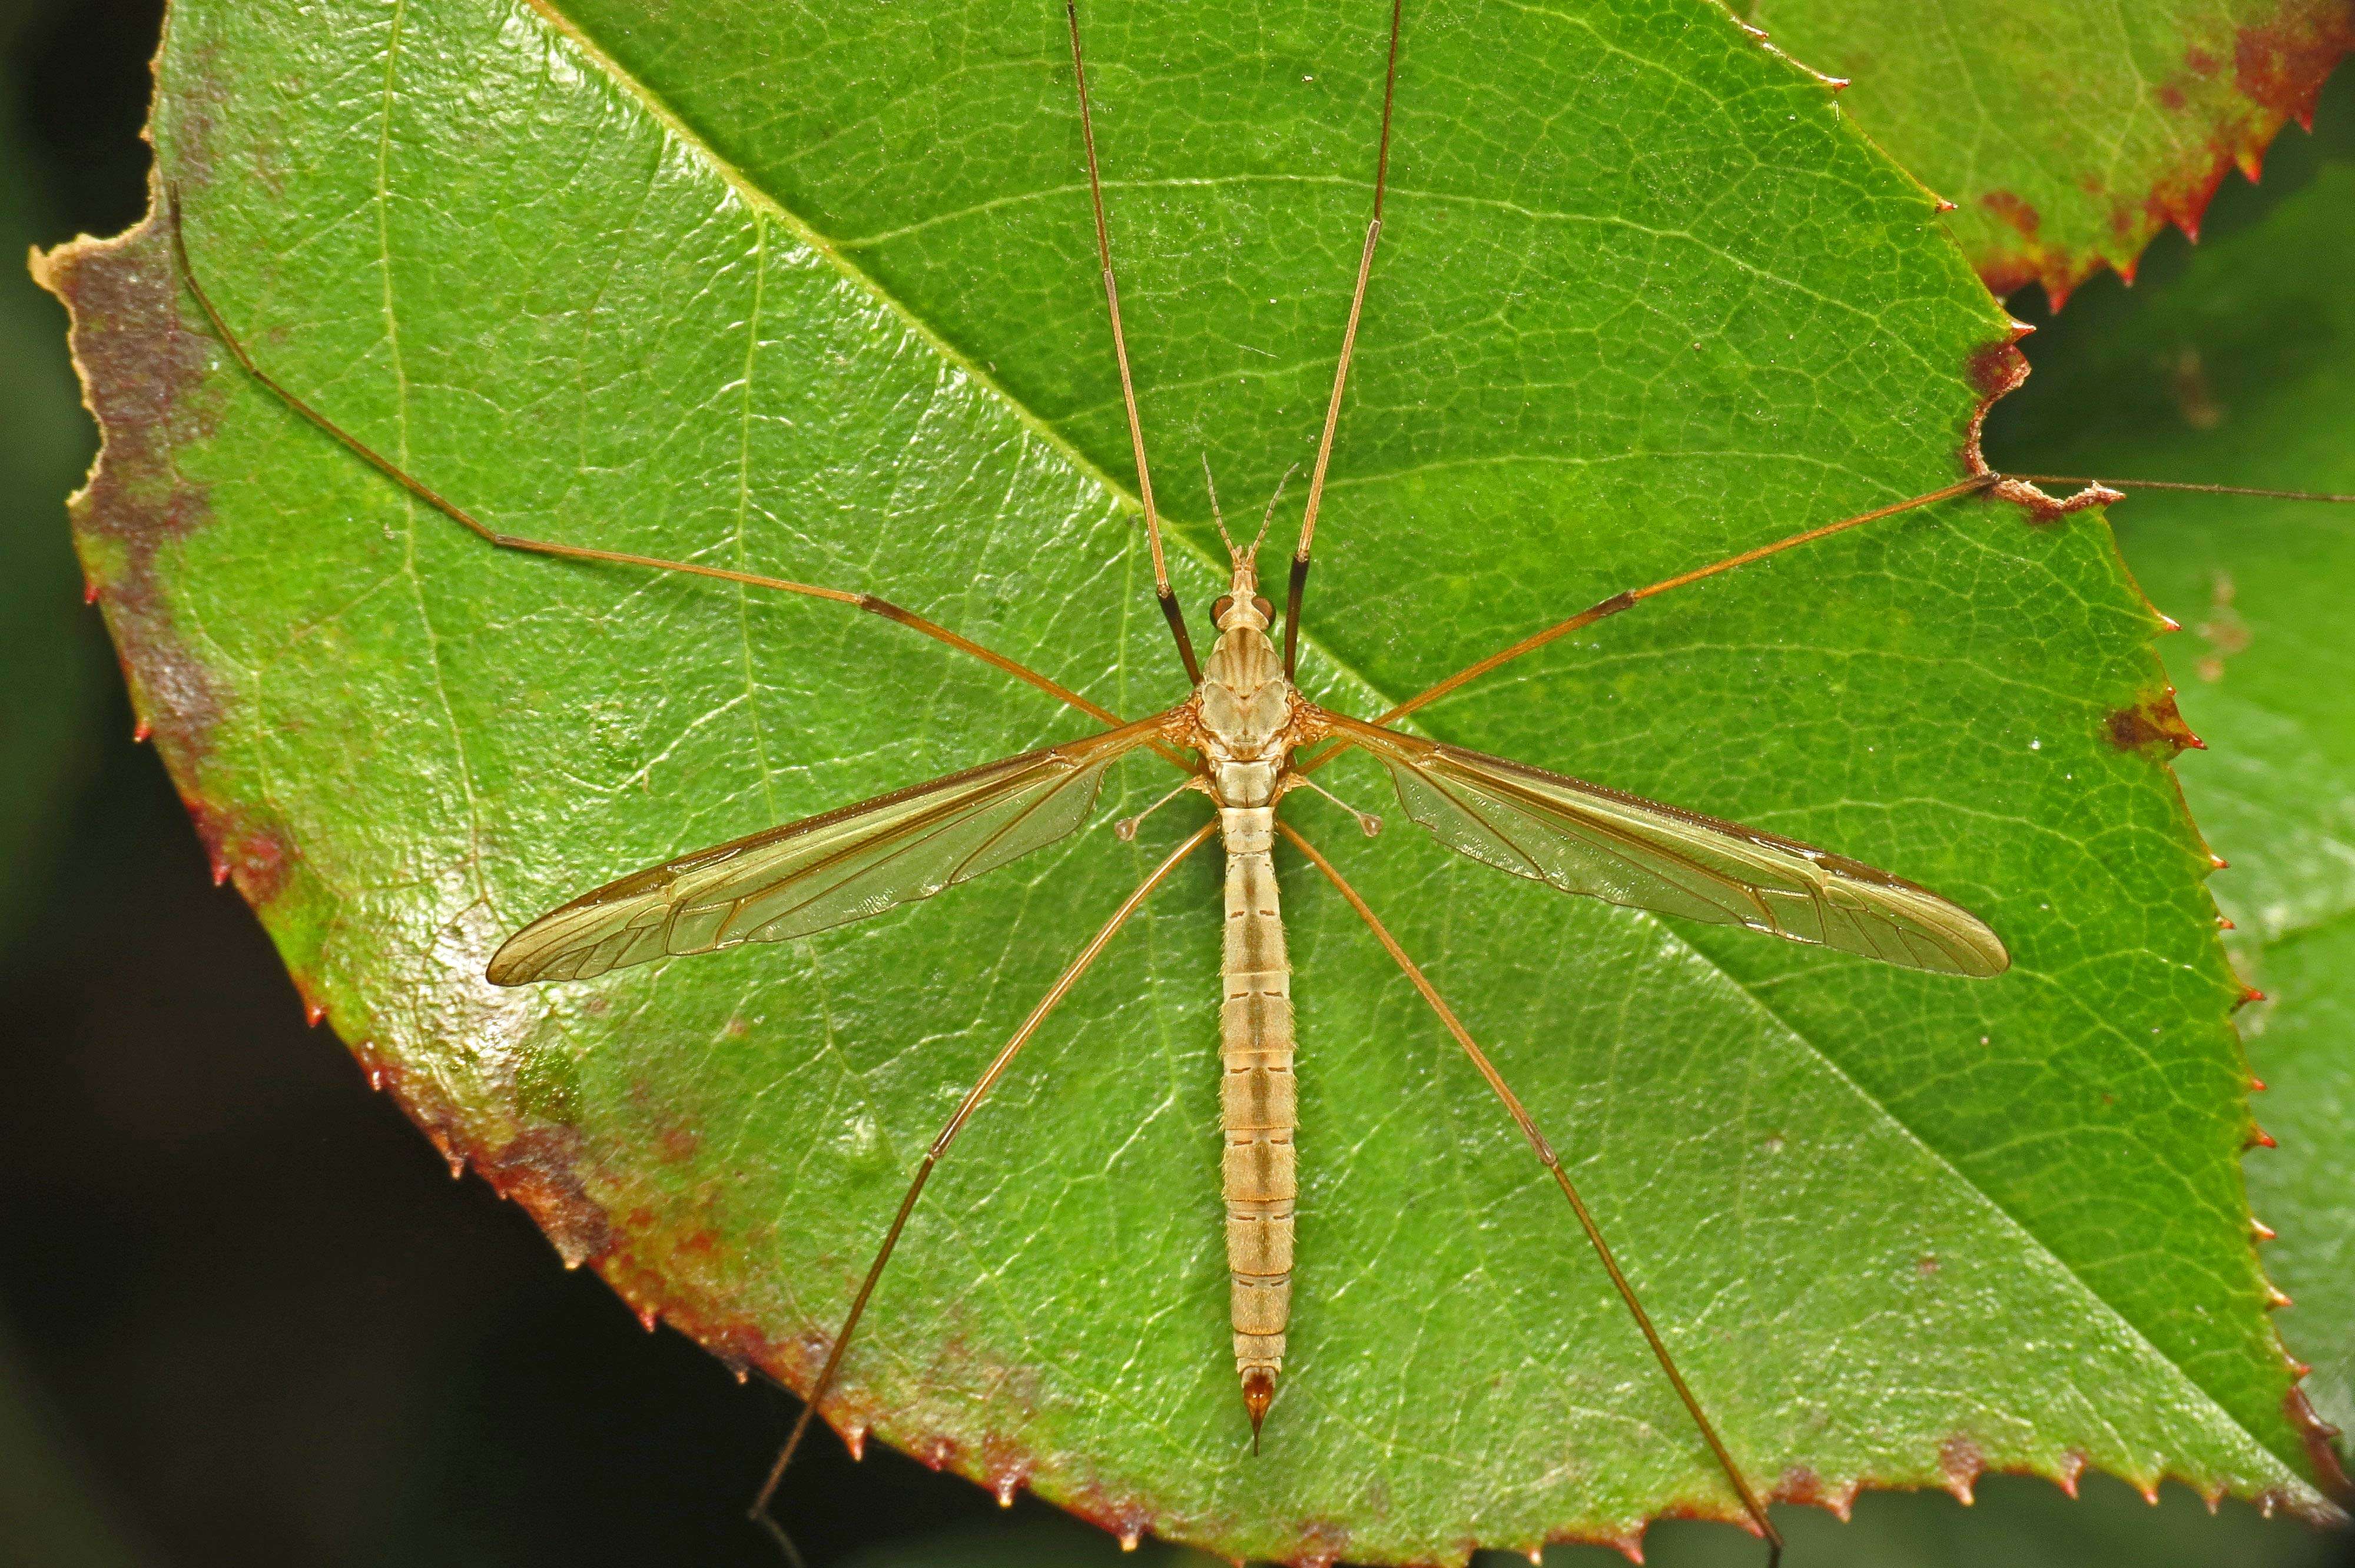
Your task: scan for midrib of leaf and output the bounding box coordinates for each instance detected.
[508,0,2314,1494]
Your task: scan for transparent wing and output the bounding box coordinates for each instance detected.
[1321,712,2008,977]
[488,709,1188,985]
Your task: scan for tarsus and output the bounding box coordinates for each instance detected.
[2015,474,2355,504]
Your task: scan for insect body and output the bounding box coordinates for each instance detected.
[1187,552,1317,1433]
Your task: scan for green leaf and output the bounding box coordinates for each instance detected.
[38,0,2337,1558]
[1742,0,2353,305]
[1985,74,2355,1471]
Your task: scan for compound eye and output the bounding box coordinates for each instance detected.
[1252,594,1273,622]
[1210,594,1235,623]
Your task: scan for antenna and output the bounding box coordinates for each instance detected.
[1252,464,1299,562]
[1203,452,1239,559]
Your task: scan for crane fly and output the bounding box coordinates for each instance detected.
[160,1,2355,1562]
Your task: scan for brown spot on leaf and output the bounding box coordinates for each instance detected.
[1959,331,2034,497]
[184,795,294,905]
[34,209,226,774]
[482,1124,616,1270]
[1965,336,2029,404]
[1286,1525,1351,1568]
[1769,1464,1859,1523]
[674,1225,723,1260]
[1777,1465,1829,1509]
[2235,12,2355,129]
[1981,190,2041,237]
[2106,690,2203,755]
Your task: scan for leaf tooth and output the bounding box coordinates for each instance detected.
[1936,1434,1983,1505]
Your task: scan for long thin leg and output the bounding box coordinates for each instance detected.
[1319,467,2355,751]
[748,819,1217,1558]
[1298,472,2006,765]
[1282,0,1406,680]
[1064,2,1201,686]
[1278,820,1784,1567]
[165,188,1129,735]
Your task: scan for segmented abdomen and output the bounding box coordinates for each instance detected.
[1219,805,1295,1393]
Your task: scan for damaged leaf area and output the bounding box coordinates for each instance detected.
[1986,78,2355,1482]
[37,0,2341,1560]
[1743,0,2354,307]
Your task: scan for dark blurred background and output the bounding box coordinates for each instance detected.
[0,2,2349,1565]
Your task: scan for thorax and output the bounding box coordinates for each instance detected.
[1190,622,1318,810]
